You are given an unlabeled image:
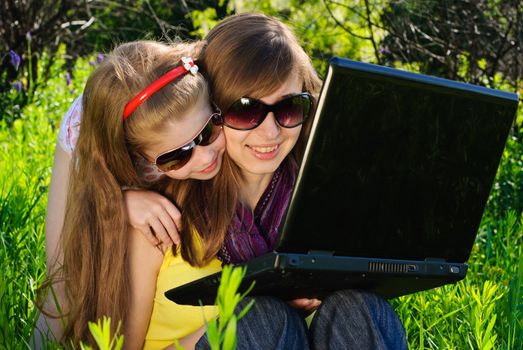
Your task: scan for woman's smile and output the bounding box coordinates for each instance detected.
[247,143,281,160]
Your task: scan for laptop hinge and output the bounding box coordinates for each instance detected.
[424,257,446,263]
[307,250,335,256]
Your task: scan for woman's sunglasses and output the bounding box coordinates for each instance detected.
[218,92,313,131]
[154,112,222,172]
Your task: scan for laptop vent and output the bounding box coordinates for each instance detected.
[369,262,415,274]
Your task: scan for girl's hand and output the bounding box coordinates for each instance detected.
[123,190,181,252]
[288,298,322,316]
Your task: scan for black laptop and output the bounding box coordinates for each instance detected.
[165,57,520,305]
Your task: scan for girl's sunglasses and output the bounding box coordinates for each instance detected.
[154,112,222,172]
[218,92,313,131]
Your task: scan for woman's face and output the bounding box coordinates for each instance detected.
[142,96,226,180]
[223,74,303,177]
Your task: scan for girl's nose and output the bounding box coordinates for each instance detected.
[193,143,216,165]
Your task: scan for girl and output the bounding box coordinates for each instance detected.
[35,40,227,348]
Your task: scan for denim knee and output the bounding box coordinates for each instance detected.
[310,289,408,350]
[236,296,309,349]
[198,296,309,350]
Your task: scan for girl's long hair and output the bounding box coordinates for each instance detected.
[190,12,323,262]
[55,40,209,344]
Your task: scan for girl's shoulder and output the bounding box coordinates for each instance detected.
[129,227,165,275]
[57,95,83,154]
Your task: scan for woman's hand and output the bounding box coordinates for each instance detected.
[123,189,181,252]
[288,298,322,317]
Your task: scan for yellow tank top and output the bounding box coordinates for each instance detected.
[143,249,222,349]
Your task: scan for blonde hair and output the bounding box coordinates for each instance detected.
[57,40,209,344]
[189,12,323,261]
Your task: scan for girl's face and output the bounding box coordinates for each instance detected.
[223,74,303,177]
[142,96,226,180]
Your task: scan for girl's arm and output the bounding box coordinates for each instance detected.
[44,144,71,272]
[31,144,71,349]
[161,327,206,350]
[126,226,165,348]
[31,142,71,348]
[177,327,207,349]
[127,228,207,350]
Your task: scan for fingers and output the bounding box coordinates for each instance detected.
[123,190,182,251]
[135,215,178,252]
[144,198,181,247]
[148,204,181,249]
[158,202,181,245]
[159,218,180,246]
[162,200,182,235]
[148,217,172,252]
[288,298,322,312]
[140,224,161,248]
[304,298,322,311]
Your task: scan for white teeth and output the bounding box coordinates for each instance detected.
[250,145,278,153]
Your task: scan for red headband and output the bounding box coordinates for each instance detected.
[123,57,199,120]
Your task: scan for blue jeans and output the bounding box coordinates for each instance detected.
[196,289,408,350]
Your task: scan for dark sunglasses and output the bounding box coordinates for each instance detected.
[154,112,222,172]
[217,92,313,131]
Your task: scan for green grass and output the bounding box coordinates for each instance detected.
[0,47,93,349]
[391,212,523,349]
[0,49,522,349]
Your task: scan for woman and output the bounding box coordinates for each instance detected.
[192,13,407,349]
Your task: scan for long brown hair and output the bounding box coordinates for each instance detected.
[55,40,210,344]
[190,12,323,261]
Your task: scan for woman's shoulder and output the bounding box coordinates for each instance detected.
[57,95,83,154]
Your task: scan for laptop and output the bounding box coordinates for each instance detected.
[165,57,520,306]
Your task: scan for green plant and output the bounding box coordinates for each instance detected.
[204,265,255,350]
[80,317,123,350]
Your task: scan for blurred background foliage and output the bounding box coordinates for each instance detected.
[2,0,521,113]
[3,0,520,214]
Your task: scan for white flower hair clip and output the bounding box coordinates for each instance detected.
[181,56,199,75]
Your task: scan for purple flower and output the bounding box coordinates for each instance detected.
[65,72,72,86]
[13,81,23,92]
[96,53,104,63]
[88,60,96,66]
[26,32,32,42]
[9,50,20,70]
[379,46,391,55]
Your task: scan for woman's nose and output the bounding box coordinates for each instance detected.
[256,112,280,139]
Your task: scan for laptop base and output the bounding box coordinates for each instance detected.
[165,252,467,306]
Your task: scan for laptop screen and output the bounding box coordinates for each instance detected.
[279,58,519,263]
